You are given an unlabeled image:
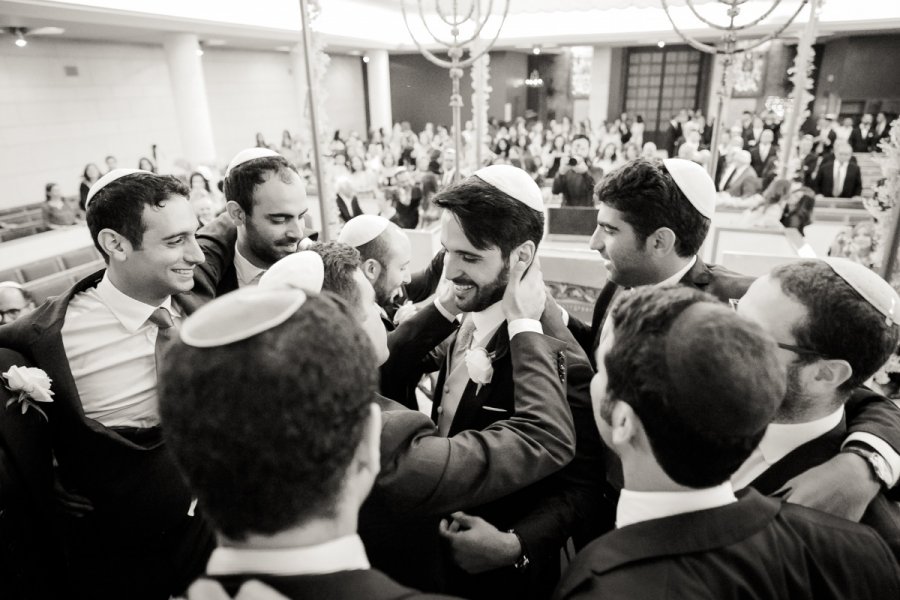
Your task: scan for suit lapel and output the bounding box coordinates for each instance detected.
[749,419,845,496]
[447,321,510,437]
[591,281,621,355]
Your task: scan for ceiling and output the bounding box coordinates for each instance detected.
[0,0,898,55]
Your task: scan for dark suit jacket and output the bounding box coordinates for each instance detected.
[568,257,755,365]
[554,489,900,600]
[748,391,900,560]
[850,126,877,153]
[204,570,458,599]
[663,121,682,157]
[337,193,363,223]
[814,159,863,198]
[0,271,214,598]
[874,122,892,150]
[193,213,239,303]
[781,195,815,235]
[750,144,777,178]
[800,152,820,188]
[378,302,601,597]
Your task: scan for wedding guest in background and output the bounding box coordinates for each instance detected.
[79,162,102,210]
[0,281,36,325]
[138,157,158,173]
[42,182,79,228]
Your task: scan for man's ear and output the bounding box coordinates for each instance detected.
[511,240,536,269]
[225,201,246,227]
[646,227,677,257]
[97,229,131,263]
[361,258,382,283]
[811,359,853,393]
[610,401,641,448]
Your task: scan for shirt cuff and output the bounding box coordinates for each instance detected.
[844,432,900,487]
[508,318,543,340]
[433,298,457,323]
[559,306,569,326]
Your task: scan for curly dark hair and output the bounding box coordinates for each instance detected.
[86,172,189,262]
[604,286,784,487]
[434,175,544,257]
[772,261,900,392]
[223,155,299,215]
[159,293,377,541]
[310,241,363,311]
[595,158,710,257]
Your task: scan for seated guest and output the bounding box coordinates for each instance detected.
[0,169,215,599]
[555,286,900,599]
[0,281,36,325]
[78,162,102,211]
[42,182,79,228]
[814,142,863,198]
[750,128,777,178]
[850,114,876,153]
[160,288,457,599]
[192,148,309,301]
[780,185,816,235]
[723,150,762,199]
[337,216,412,332]
[874,112,892,151]
[336,177,364,224]
[734,259,900,556]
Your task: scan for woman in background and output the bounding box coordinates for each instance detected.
[743,178,792,229]
[781,185,816,235]
[78,163,102,211]
[138,157,157,173]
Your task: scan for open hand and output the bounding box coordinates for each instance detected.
[438,511,522,574]
[502,254,545,322]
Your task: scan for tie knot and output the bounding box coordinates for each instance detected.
[149,307,175,330]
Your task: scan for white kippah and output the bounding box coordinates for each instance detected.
[338,215,392,247]
[662,158,716,220]
[180,287,307,348]
[85,168,145,209]
[473,164,543,212]
[258,251,325,294]
[226,148,282,176]
[822,258,900,326]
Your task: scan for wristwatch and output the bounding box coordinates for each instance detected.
[842,443,892,489]
[506,529,531,571]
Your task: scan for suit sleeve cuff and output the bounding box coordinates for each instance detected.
[433,298,457,323]
[508,319,543,339]
[844,432,900,487]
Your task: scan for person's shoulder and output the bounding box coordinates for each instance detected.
[196,213,237,246]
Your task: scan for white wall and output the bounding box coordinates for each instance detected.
[322,54,368,137]
[0,38,182,209]
[0,39,369,211]
[203,48,302,163]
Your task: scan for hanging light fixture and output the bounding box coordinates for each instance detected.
[14,28,27,48]
[525,70,543,88]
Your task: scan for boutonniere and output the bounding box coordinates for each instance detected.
[2,365,54,422]
[465,347,497,394]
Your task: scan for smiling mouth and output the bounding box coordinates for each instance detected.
[172,268,194,276]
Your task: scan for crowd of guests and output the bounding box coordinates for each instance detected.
[2,142,900,600]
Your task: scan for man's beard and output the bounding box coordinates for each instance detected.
[373,270,398,307]
[246,220,299,267]
[453,262,509,313]
[774,362,819,423]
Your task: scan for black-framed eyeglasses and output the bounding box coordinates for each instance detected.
[729,299,828,359]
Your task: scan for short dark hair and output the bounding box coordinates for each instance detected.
[159,294,376,540]
[605,286,784,487]
[223,156,299,215]
[310,241,363,310]
[434,176,544,257]
[772,261,900,392]
[86,172,189,263]
[356,226,396,268]
[595,158,710,257]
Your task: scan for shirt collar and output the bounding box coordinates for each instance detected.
[616,482,737,529]
[655,255,697,289]
[96,273,174,333]
[758,406,844,465]
[469,301,506,347]
[234,245,267,288]
[206,534,370,577]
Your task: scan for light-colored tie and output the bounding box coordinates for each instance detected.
[451,316,476,370]
[149,307,178,373]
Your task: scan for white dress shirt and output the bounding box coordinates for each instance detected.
[206,534,370,577]
[731,407,844,490]
[832,160,847,197]
[616,482,737,529]
[61,273,177,428]
[234,245,266,288]
[718,164,737,191]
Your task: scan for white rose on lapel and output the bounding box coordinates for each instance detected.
[465,347,494,386]
[2,365,54,421]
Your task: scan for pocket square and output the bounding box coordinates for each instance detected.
[480,406,507,413]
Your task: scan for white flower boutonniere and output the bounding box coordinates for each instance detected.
[2,365,54,422]
[465,347,495,393]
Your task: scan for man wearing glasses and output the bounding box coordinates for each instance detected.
[0,282,35,325]
[730,259,900,554]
